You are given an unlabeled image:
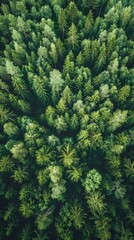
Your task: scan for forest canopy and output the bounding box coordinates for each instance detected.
[0,0,134,239]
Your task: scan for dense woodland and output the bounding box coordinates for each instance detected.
[0,0,134,239]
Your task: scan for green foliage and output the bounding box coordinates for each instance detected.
[19,224,31,240]
[84,169,102,193]
[60,144,79,167]
[111,180,126,199]
[6,60,20,76]
[118,85,130,101]
[12,167,29,183]
[120,6,132,28]
[51,179,66,200]
[10,142,28,160]
[55,203,73,240]
[124,159,134,180]
[45,105,56,127]
[48,165,66,200]
[36,206,54,231]
[4,122,20,137]
[82,0,102,10]
[84,10,94,35]
[67,166,82,182]
[58,9,67,39]
[93,213,111,240]
[32,76,47,104]
[87,191,107,214]
[56,97,66,113]
[55,115,67,133]
[49,69,64,102]
[0,0,133,239]
[0,156,14,172]
[70,201,86,230]
[19,202,34,218]
[49,165,62,183]
[95,43,106,71]
[0,105,16,124]
[36,146,54,166]
[108,110,128,132]
[66,23,79,50]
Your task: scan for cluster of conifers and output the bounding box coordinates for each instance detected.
[0,0,133,239]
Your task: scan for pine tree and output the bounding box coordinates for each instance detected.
[63,54,75,79]
[58,9,67,39]
[55,115,67,133]
[70,201,86,230]
[120,6,132,29]
[12,167,29,183]
[49,69,64,102]
[36,146,54,166]
[124,159,134,180]
[60,144,79,167]
[49,43,58,67]
[84,10,94,36]
[3,122,20,137]
[0,156,14,173]
[86,191,107,215]
[56,98,66,113]
[68,167,82,182]
[66,23,79,50]
[95,43,106,72]
[82,0,102,10]
[66,2,79,24]
[32,75,47,105]
[118,85,130,102]
[108,110,128,132]
[0,105,16,124]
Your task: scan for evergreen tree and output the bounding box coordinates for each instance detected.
[49,69,64,102]
[66,23,79,50]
